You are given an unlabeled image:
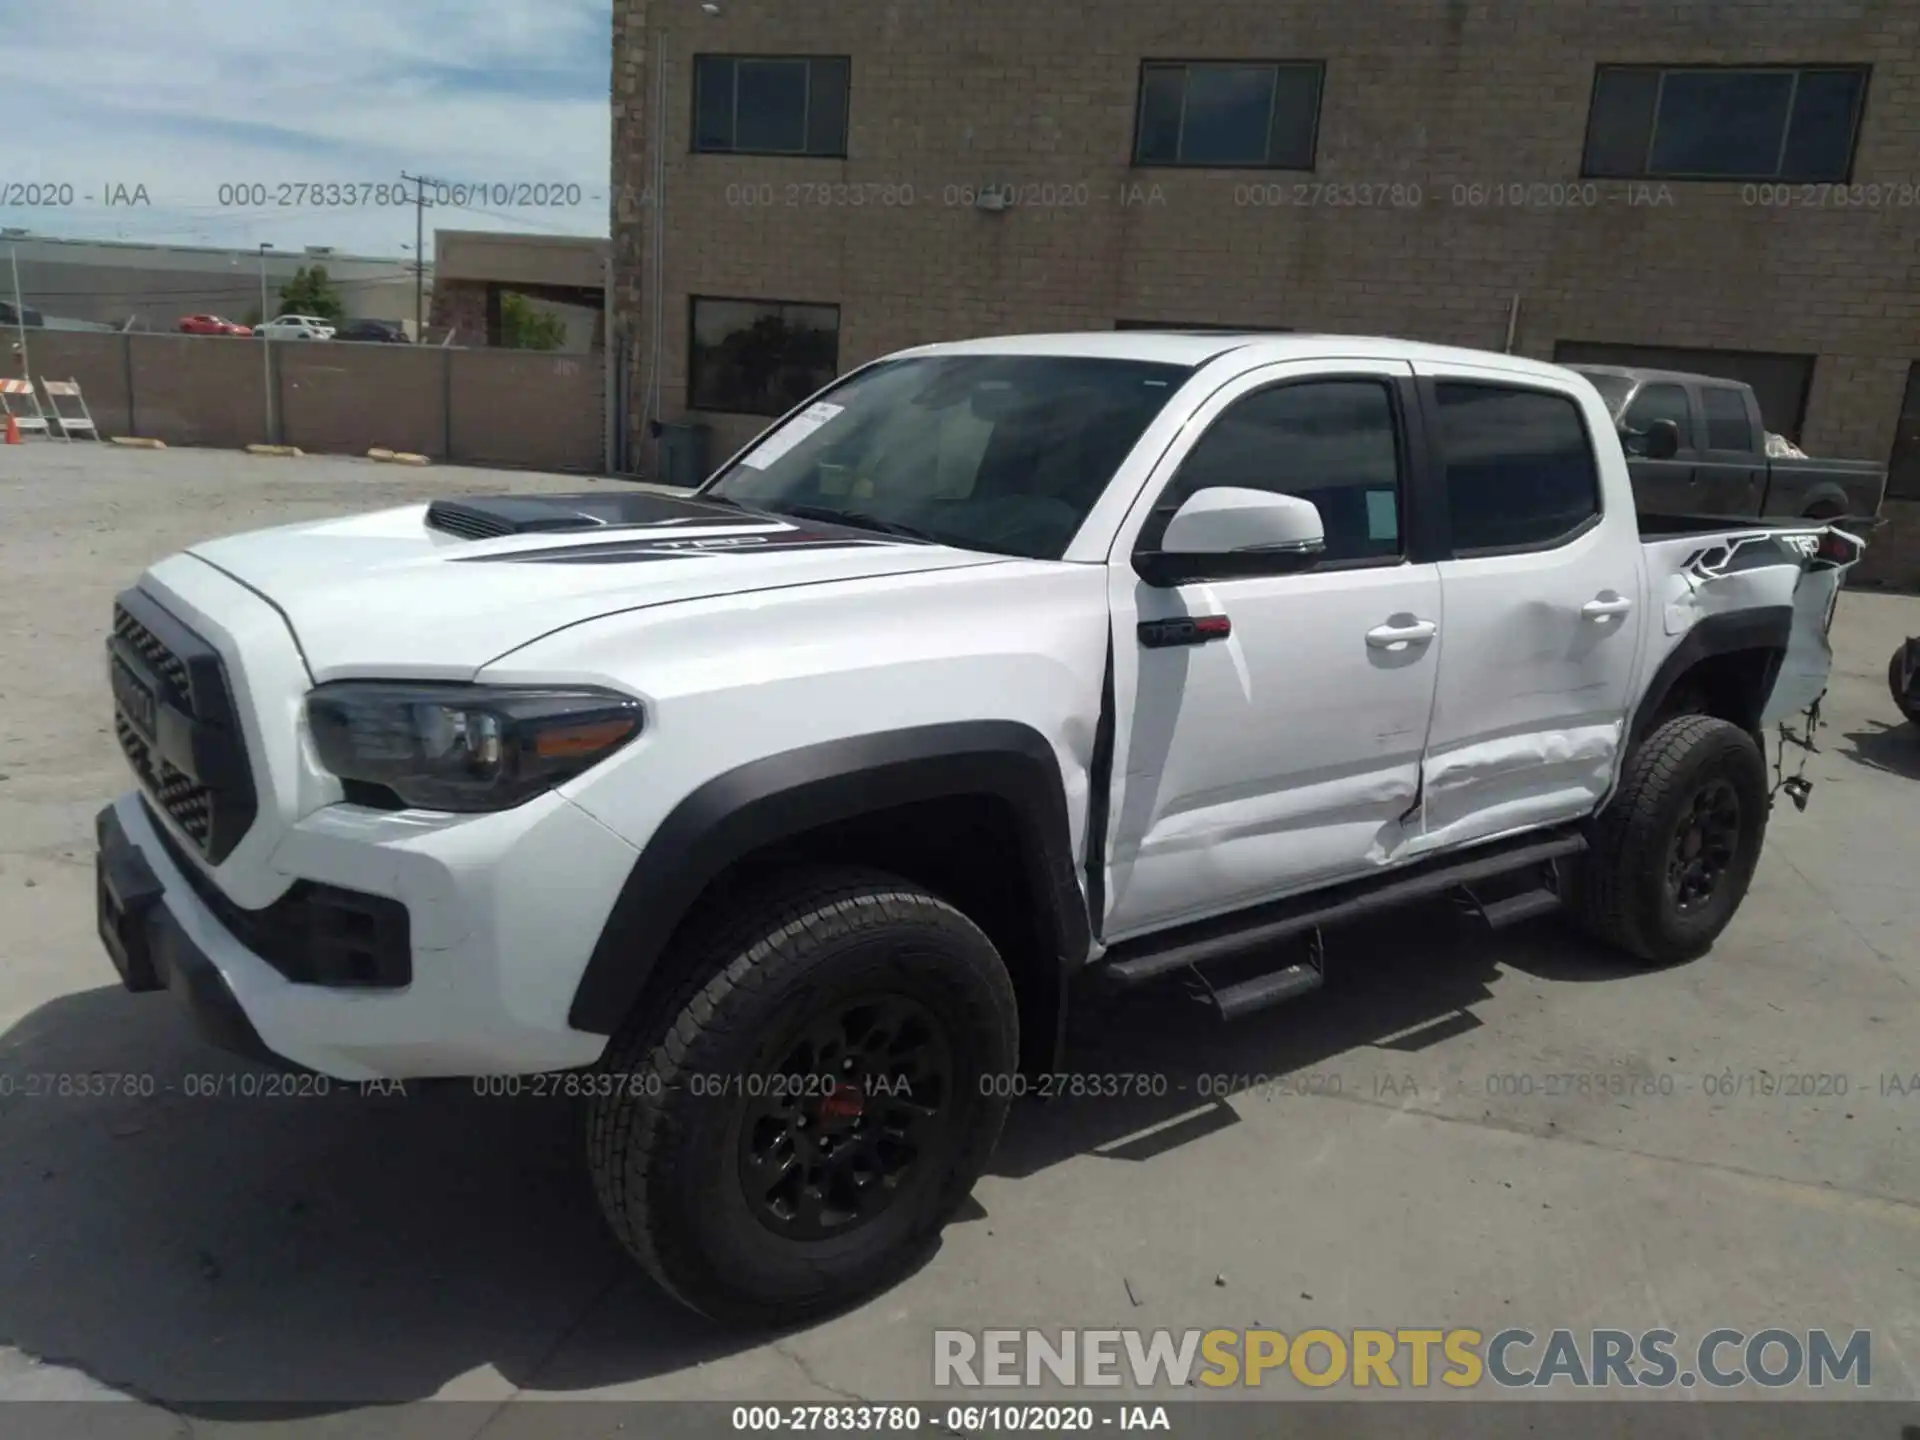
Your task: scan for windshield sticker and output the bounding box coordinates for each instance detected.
[739,401,845,470]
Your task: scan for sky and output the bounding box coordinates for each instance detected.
[0,0,613,259]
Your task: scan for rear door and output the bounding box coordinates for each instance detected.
[1619,380,1699,515]
[1408,363,1644,854]
[1696,383,1767,516]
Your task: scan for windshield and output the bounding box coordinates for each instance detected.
[703,354,1193,559]
[1575,371,1634,418]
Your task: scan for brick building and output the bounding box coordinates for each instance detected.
[610,0,1920,583]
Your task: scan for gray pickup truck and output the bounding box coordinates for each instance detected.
[1567,364,1887,523]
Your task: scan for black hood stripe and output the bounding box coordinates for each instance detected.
[456,529,904,565]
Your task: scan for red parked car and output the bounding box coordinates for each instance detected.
[178,315,252,336]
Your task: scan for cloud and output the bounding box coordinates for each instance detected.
[0,0,612,255]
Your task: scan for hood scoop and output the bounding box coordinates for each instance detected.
[424,488,752,541]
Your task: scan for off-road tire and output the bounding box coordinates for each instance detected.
[586,867,1018,1326]
[1891,647,1920,727]
[1569,715,1769,966]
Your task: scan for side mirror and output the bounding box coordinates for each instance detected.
[1135,486,1326,588]
[1628,418,1681,461]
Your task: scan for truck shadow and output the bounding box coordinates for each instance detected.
[0,902,1625,1413]
[990,901,1625,1178]
[1831,719,1920,781]
[0,987,742,1411]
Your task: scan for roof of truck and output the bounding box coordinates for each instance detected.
[896,330,1580,382]
[1563,362,1748,390]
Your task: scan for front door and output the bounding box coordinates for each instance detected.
[1620,380,1699,515]
[1101,360,1444,943]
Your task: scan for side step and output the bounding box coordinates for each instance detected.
[1099,830,1585,1023]
[1472,888,1563,931]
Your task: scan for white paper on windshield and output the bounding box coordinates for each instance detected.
[739,401,844,470]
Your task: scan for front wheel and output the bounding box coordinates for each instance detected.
[1569,715,1770,966]
[586,868,1018,1326]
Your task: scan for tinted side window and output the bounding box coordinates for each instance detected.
[1623,383,1689,432]
[1701,387,1755,451]
[1157,380,1403,564]
[1622,383,1692,453]
[1436,383,1601,554]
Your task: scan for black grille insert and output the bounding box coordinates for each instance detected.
[142,799,412,989]
[109,590,258,864]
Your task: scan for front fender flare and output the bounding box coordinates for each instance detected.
[568,721,1089,1035]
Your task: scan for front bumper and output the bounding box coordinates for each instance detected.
[95,791,636,1081]
[97,804,295,1071]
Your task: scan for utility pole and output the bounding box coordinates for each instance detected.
[400,173,434,338]
[258,243,275,442]
[8,246,27,381]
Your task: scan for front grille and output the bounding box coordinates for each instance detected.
[116,714,213,847]
[113,605,189,693]
[143,800,412,988]
[108,589,258,864]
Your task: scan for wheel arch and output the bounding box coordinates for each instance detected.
[568,722,1090,1062]
[1629,606,1795,748]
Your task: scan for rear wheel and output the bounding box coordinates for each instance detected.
[1891,646,1920,727]
[586,867,1018,1326]
[1569,715,1769,965]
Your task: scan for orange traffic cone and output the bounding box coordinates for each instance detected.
[3,415,19,445]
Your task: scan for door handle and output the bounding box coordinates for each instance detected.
[1366,619,1438,649]
[1582,595,1634,620]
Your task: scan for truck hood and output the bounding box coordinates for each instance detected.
[182,488,1007,678]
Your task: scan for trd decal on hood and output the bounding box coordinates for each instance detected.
[454,528,905,565]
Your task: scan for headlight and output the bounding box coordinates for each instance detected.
[306,682,643,812]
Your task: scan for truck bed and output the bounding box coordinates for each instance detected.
[1637,511,1830,538]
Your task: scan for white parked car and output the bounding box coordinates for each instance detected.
[96,332,1863,1325]
[254,314,335,340]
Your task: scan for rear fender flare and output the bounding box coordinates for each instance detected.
[1628,606,1794,748]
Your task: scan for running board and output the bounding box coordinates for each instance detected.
[1102,829,1587,992]
[1472,888,1563,931]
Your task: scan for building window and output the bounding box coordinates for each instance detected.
[1134,61,1323,169]
[1889,363,1920,502]
[688,297,840,416]
[1553,341,1814,441]
[1583,65,1868,182]
[1435,383,1602,555]
[694,56,850,157]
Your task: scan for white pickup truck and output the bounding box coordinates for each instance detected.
[96,333,1862,1325]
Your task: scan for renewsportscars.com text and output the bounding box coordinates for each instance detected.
[933,1327,1872,1391]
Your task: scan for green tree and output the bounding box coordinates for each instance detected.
[276,265,346,322]
[500,291,567,351]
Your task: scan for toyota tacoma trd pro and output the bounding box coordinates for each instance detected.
[96,333,1863,1324]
